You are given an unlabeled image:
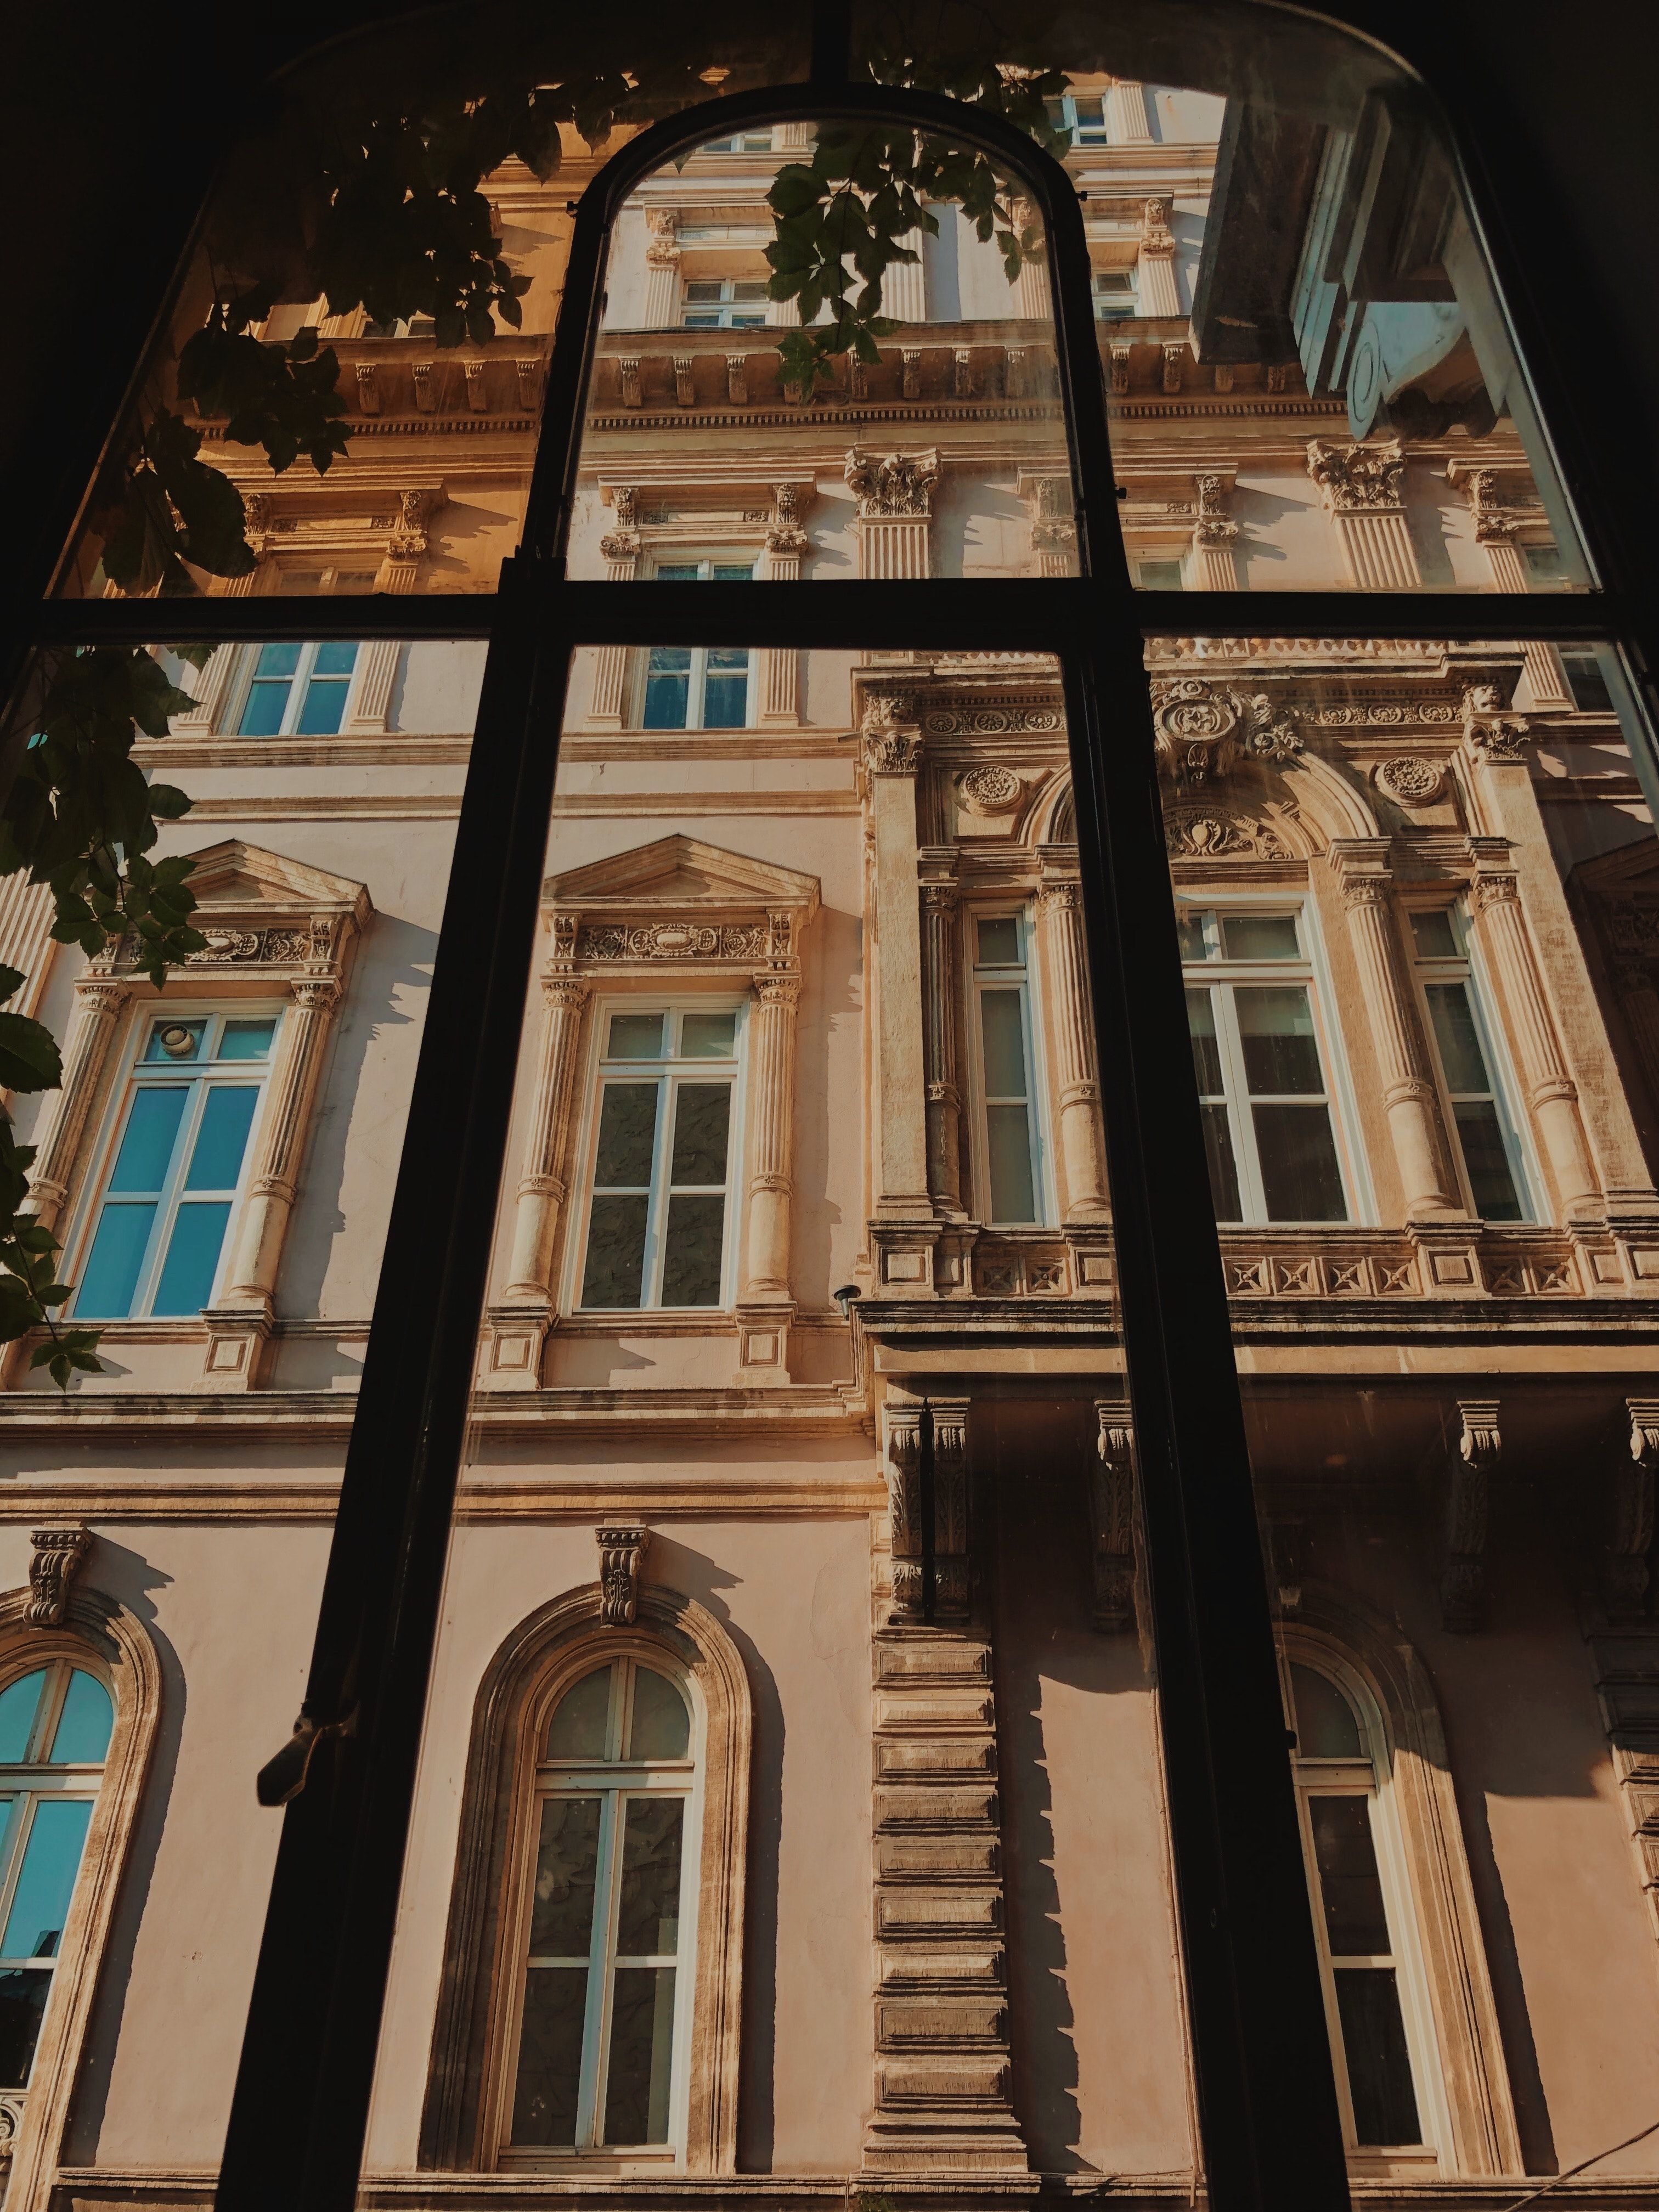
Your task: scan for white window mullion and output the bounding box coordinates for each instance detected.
[577,1786,624,2147]
[130,1079,212,1316]
[1213,985,1267,1222]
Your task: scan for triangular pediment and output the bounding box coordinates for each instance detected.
[180,839,371,924]
[545,835,820,918]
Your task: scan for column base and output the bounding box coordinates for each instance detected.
[200,1304,276,1391]
[1407,1222,1482,1296]
[478,1302,554,1390]
[1063,1222,1116,1296]
[870,1220,944,1293]
[733,1300,794,1386]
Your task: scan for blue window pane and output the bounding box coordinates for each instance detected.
[184,1086,259,1190]
[143,1020,206,1063]
[49,1674,113,1766]
[237,682,290,736]
[312,641,358,676]
[295,677,351,735]
[1,1799,93,1961]
[76,1204,157,1318]
[149,1203,233,1317]
[642,648,692,730]
[108,1087,188,1193]
[703,648,749,731]
[0,1677,46,1764]
[218,1019,277,1062]
[252,644,301,679]
[654,565,701,581]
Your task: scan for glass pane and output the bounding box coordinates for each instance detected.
[143,1020,207,1063]
[627,1669,690,1762]
[1307,1796,1390,1955]
[603,1967,676,2144]
[1200,1102,1243,1223]
[1222,914,1299,962]
[613,1797,684,1956]
[642,652,692,730]
[149,1200,233,1315]
[510,1969,588,2147]
[527,1798,602,1959]
[593,1085,659,1187]
[49,1673,114,1765]
[608,1014,665,1060]
[668,1084,730,1185]
[1452,1100,1523,1222]
[295,676,353,738]
[1424,981,1492,1096]
[580,1194,650,1309]
[979,990,1028,1098]
[1235,988,1324,1096]
[977,918,1021,966]
[108,1087,188,1191]
[985,1103,1037,1224]
[0,1677,46,1765]
[659,1193,725,1306]
[0,1972,50,2091]
[75,1204,157,1319]
[546,1668,613,1763]
[184,1086,259,1189]
[1290,1665,1361,1759]
[2,1799,93,1960]
[1334,1971,1423,2146]
[680,1011,736,1059]
[1250,1105,1347,1223]
[218,1019,277,1060]
[1409,910,1459,960]
[1186,988,1224,1094]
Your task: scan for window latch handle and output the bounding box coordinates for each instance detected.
[256,1707,357,1808]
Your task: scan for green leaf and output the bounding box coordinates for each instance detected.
[0,1012,63,1094]
[0,967,23,1007]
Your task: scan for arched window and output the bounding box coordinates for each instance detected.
[1285,1655,1434,2160]
[503,1657,696,2158]
[0,1662,114,2100]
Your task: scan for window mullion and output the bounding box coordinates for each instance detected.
[585,1786,629,2146]
[1215,984,1265,1223]
[133,1075,207,1316]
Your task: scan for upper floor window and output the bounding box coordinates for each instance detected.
[1046,93,1111,145]
[1092,267,1138,321]
[71,1010,279,1319]
[1135,557,1185,590]
[699,129,775,153]
[642,563,755,730]
[680,279,769,329]
[236,641,360,735]
[0,1662,114,2095]
[1181,907,1350,1224]
[505,1657,695,2158]
[576,1006,741,1312]
[1558,648,1615,714]
[1286,1658,1430,2155]
[972,914,1046,1225]
[1407,908,1529,1221]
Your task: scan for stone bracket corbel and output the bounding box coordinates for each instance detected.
[1089,1402,1136,1633]
[1605,1399,1659,1619]
[1442,1399,1500,1631]
[597,1526,651,1626]
[25,1526,91,1628]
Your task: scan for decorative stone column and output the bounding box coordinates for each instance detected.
[921,884,964,1217]
[844,449,940,579]
[1189,472,1240,590]
[1135,197,1181,318]
[1451,465,1574,709]
[377,488,441,596]
[1026,477,1076,578]
[884,227,929,323]
[500,976,593,1304]
[1328,840,1462,1221]
[736,969,802,1384]
[1105,77,1154,142]
[168,644,241,734]
[1038,881,1110,1220]
[641,210,681,329]
[1009,198,1051,319]
[342,641,402,735]
[589,489,640,728]
[26,976,134,1229]
[864,700,935,1293]
[1306,439,1420,590]
[758,485,807,726]
[1466,839,1603,1224]
[0,878,55,1022]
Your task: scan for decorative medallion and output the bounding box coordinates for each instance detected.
[958,764,1025,817]
[1373,755,1446,805]
[1163,808,1289,860]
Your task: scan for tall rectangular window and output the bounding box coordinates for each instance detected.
[577,1006,741,1311]
[680,279,770,328]
[72,1011,278,1319]
[1046,94,1111,145]
[641,564,754,730]
[1092,268,1138,320]
[236,641,360,736]
[1180,907,1350,1224]
[972,914,1044,1225]
[1408,907,1528,1221]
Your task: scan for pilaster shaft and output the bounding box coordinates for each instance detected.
[741,974,800,1297]
[28,978,133,1227]
[1039,882,1109,1220]
[219,979,342,1306]
[503,977,592,1299]
[866,722,931,1217]
[922,885,963,1216]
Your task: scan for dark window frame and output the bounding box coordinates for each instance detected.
[8,19,1658,2212]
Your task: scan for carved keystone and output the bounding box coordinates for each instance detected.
[1442,1401,1499,1631]
[26,1526,91,1628]
[596,1526,650,1626]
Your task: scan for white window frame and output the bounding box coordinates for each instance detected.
[1177,897,1362,1226]
[1047,92,1113,145]
[1280,1645,1449,2171]
[497,1653,702,2167]
[635,559,758,731]
[566,997,748,1316]
[1092,265,1139,321]
[967,908,1052,1228]
[1134,554,1186,589]
[1404,902,1537,1223]
[64,1003,283,1321]
[678,276,771,329]
[230,640,365,735]
[0,1658,110,2092]
[696,127,776,153]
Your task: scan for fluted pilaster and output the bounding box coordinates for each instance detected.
[502,977,592,1299]
[27,978,133,1228]
[1039,882,1109,1220]
[922,885,963,1216]
[218,979,342,1306]
[742,973,801,1296]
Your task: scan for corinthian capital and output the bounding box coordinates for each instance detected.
[844,447,941,518]
[1138,196,1175,254]
[644,208,681,269]
[1306,437,1405,513]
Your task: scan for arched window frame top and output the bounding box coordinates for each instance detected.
[421,1579,751,2179]
[1279,1596,1523,2180]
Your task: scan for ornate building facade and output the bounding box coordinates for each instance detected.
[2,60,1659,2212]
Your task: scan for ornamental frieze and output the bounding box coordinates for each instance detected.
[1163,806,1290,860]
[923,707,1063,735]
[576,920,770,962]
[1149,679,1302,788]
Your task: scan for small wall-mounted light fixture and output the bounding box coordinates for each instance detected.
[832,1284,862,1323]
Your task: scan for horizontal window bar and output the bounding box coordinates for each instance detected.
[22,578,1638,651]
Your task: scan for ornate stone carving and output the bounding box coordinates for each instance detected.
[883,1402,926,1623]
[1110,344,1130,395]
[577,920,768,962]
[596,1526,650,1626]
[1463,682,1531,762]
[1163,807,1289,860]
[1463,466,1520,545]
[765,481,808,556]
[1193,473,1239,547]
[1090,1405,1136,1633]
[1028,475,1076,562]
[644,208,681,269]
[1605,1400,1659,1617]
[864,730,920,776]
[922,706,1060,736]
[618,357,642,408]
[388,487,441,559]
[1443,1401,1500,1632]
[1374,755,1447,805]
[958,764,1024,816]
[1306,438,1406,512]
[1148,679,1302,787]
[1138,196,1175,255]
[932,1400,970,1621]
[1162,343,1185,395]
[26,1526,91,1628]
[900,348,921,399]
[844,448,941,518]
